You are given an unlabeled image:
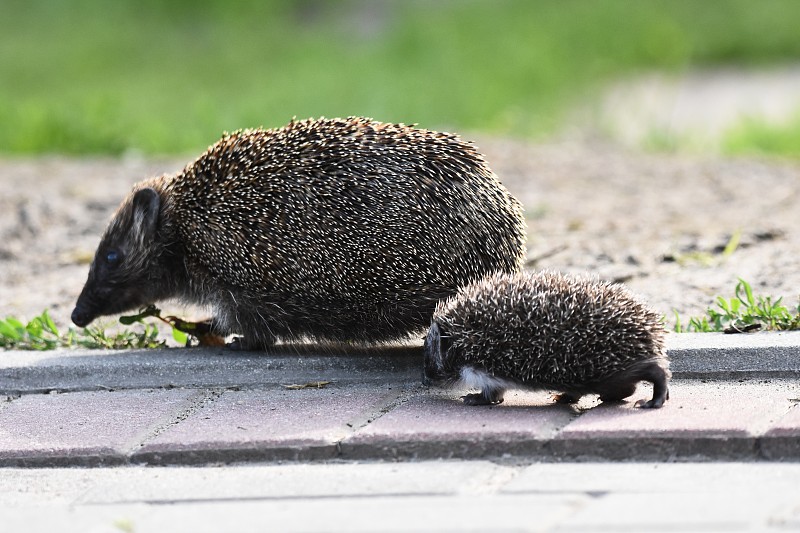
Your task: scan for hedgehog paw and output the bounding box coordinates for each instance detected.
[226,336,273,352]
[554,392,582,404]
[461,392,504,406]
[226,337,250,351]
[634,397,665,409]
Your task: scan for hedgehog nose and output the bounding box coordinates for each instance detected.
[71,307,91,327]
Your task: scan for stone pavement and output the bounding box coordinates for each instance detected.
[3,462,800,532]
[1,332,800,532]
[1,332,799,466]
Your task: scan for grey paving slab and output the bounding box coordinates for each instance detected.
[342,390,578,460]
[761,402,800,459]
[551,491,800,532]
[552,380,799,460]
[0,389,198,466]
[502,462,800,494]
[134,385,400,464]
[3,461,799,532]
[771,498,800,530]
[0,494,587,533]
[0,461,512,506]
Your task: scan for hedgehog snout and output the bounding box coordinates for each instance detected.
[71,304,95,328]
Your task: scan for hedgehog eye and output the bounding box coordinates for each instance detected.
[105,250,121,267]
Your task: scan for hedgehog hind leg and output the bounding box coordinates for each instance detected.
[462,387,505,406]
[459,366,506,405]
[634,362,670,409]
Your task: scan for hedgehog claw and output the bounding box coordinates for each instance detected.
[461,392,503,406]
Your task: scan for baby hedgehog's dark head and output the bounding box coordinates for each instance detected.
[422,322,455,386]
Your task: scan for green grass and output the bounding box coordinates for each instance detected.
[3,0,800,154]
[0,310,166,350]
[674,279,800,333]
[0,306,212,351]
[723,115,800,159]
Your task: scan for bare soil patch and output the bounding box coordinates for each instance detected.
[1,141,798,330]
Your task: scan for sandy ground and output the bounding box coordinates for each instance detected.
[0,139,798,332]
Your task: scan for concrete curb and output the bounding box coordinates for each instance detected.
[666,331,800,378]
[2,332,800,394]
[0,345,422,395]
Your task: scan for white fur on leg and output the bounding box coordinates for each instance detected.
[459,366,515,392]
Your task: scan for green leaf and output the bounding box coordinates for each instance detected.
[172,327,188,345]
[42,310,59,335]
[5,317,25,331]
[26,318,44,338]
[0,319,22,340]
[736,278,756,308]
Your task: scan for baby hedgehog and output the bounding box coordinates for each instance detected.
[71,117,526,349]
[423,270,670,408]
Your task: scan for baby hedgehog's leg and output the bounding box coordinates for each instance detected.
[462,388,505,406]
[460,367,506,406]
[634,362,670,409]
[592,359,670,408]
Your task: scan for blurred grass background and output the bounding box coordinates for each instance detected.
[2,0,800,155]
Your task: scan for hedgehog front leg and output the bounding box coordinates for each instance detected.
[462,387,505,406]
[553,391,583,404]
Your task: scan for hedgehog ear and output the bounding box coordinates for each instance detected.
[131,187,160,241]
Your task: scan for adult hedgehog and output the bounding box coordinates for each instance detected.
[71,117,527,348]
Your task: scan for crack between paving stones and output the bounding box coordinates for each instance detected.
[84,491,448,506]
[122,388,224,456]
[333,384,422,455]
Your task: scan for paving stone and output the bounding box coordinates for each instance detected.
[770,494,800,529]
[0,461,512,506]
[342,390,578,460]
[0,389,198,466]
[90,461,511,503]
[551,491,796,532]
[3,462,799,531]
[0,468,102,506]
[552,380,799,460]
[0,494,587,533]
[761,402,800,459]
[502,462,800,494]
[135,385,398,464]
